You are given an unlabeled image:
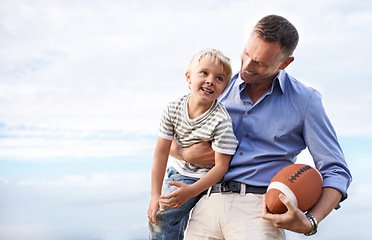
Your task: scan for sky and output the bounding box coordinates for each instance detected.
[0,0,372,239]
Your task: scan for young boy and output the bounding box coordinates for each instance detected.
[147,49,238,239]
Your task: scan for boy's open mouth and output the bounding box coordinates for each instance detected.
[201,87,213,94]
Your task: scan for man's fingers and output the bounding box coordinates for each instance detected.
[261,194,269,216]
[278,193,294,211]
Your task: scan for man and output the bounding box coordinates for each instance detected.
[168,15,352,239]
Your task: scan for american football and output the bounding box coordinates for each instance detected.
[266,164,323,214]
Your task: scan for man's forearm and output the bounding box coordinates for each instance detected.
[308,187,342,224]
[169,140,215,167]
[169,139,183,160]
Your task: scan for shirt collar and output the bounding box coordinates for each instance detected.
[276,70,287,94]
[237,76,246,93]
[237,70,287,94]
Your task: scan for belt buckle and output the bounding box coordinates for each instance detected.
[211,183,222,193]
[221,181,239,193]
[221,182,230,192]
[218,183,225,193]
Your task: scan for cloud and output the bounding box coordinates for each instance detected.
[0,172,150,240]
[0,124,156,161]
[1,0,371,136]
[1,147,370,240]
[0,1,371,238]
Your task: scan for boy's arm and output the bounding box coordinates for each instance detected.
[170,140,215,167]
[160,152,230,208]
[147,137,172,225]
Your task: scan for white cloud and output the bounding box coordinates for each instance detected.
[2,1,371,136]
[0,124,156,161]
[0,155,370,240]
[0,1,371,238]
[0,172,150,240]
[1,0,371,136]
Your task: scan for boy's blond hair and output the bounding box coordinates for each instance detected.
[186,49,232,88]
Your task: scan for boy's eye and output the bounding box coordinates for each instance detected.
[216,77,224,82]
[201,71,208,76]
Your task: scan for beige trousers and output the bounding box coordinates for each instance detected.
[185,193,285,240]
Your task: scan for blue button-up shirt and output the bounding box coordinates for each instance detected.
[219,70,352,200]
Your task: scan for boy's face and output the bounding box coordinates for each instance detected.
[185,57,228,105]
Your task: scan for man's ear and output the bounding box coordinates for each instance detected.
[279,57,294,70]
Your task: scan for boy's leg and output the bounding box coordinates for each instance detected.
[148,167,200,240]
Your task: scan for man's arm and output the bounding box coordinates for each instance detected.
[170,140,215,167]
[262,187,342,234]
[264,89,350,234]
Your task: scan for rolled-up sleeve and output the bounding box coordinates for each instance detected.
[303,89,352,201]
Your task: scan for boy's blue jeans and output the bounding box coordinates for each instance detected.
[148,167,201,240]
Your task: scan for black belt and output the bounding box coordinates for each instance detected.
[203,181,267,195]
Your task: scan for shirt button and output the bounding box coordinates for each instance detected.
[247,111,252,115]
[239,152,243,155]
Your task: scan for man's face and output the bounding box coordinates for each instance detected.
[240,33,285,85]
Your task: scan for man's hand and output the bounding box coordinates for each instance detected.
[170,140,215,167]
[262,194,312,234]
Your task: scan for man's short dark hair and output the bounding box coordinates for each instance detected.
[254,15,299,59]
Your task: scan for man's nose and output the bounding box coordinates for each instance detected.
[243,57,254,70]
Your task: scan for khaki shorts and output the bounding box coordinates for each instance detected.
[185,193,285,240]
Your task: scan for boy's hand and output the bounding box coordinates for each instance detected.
[147,195,164,225]
[160,181,196,208]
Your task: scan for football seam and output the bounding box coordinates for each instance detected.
[267,181,298,208]
[288,165,312,183]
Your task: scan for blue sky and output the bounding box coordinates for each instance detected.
[1,0,372,239]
